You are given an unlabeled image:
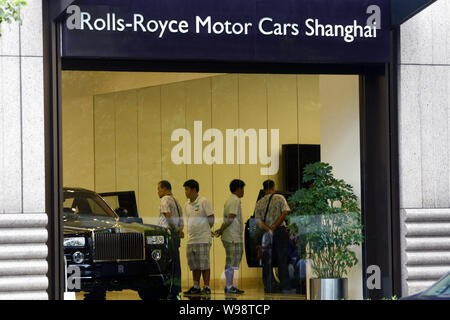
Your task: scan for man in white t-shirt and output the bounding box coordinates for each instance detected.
[182,179,215,296]
[157,180,184,299]
[214,179,246,295]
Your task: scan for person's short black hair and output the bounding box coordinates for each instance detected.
[263,179,275,191]
[158,180,172,191]
[230,179,246,193]
[183,179,199,192]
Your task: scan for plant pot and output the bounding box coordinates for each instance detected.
[310,278,348,300]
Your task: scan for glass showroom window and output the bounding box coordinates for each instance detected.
[62,72,363,300]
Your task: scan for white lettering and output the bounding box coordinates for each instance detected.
[179,20,189,33]
[196,16,211,33]
[171,129,191,165]
[305,18,315,36]
[258,129,279,175]
[258,17,273,35]
[196,16,251,35]
[232,23,243,34]
[134,14,146,32]
[171,121,280,175]
[146,20,158,33]
[194,121,203,164]
[80,12,93,31]
[226,129,258,165]
[290,23,300,36]
[179,305,214,318]
[158,20,169,38]
[117,18,125,32]
[305,18,376,42]
[94,18,106,31]
[203,129,223,165]
[168,20,178,33]
[258,18,299,36]
[213,21,225,34]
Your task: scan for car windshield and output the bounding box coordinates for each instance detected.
[63,191,116,218]
[422,273,450,297]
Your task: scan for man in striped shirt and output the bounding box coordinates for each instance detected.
[158,180,184,299]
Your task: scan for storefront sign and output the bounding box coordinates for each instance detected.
[61,0,391,64]
[391,0,436,25]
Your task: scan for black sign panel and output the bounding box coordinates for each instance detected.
[61,0,391,64]
[391,0,436,25]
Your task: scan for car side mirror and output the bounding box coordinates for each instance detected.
[115,207,129,217]
[63,208,77,219]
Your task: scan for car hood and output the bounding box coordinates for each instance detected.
[401,295,450,300]
[63,214,168,235]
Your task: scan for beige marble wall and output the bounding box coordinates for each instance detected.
[320,75,362,300]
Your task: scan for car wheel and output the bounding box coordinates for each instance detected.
[138,286,170,301]
[83,290,106,300]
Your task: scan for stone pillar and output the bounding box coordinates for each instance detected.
[0,0,48,299]
[399,0,450,296]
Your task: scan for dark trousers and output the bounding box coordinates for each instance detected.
[171,237,181,295]
[262,226,290,292]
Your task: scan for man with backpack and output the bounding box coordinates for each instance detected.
[254,180,291,293]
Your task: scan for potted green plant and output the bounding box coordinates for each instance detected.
[0,0,26,35]
[287,162,364,300]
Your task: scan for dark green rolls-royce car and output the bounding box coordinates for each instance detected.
[63,187,174,300]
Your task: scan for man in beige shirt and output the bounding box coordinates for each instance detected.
[254,179,290,293]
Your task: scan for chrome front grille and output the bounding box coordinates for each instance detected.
[93,232,145,262]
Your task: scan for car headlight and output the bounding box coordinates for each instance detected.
[64,237,86,247]
[146,235,165,245]
[72,251,85,264]
[151,250,162,261]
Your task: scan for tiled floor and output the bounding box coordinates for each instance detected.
[76,288,306,300]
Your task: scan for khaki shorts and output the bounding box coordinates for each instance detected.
[186,243,211,271]
[222,240,243,269]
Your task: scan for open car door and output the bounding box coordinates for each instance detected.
[99,191,143,224]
